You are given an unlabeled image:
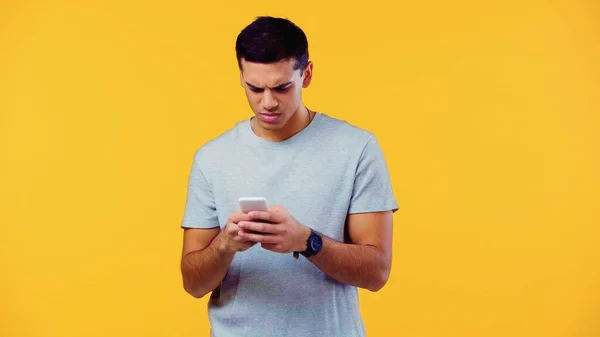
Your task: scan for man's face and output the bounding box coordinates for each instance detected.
[240,58,312,132]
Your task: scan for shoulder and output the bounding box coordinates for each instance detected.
[318,113,373,136]
[190,119,247,165]
[317,113,376,148]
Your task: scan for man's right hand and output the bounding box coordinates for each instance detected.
[216,212,258,253]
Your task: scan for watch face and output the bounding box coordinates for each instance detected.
[310,236,322,251]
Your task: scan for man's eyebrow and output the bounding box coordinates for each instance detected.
[245,81,293,90]
[273,81,292,89]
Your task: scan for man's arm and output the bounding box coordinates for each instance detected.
[181,213,257,298]
[237,207,394,292]
[181,227,235,298]
[305,211,393,292]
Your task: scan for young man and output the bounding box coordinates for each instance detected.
[180,16,398,337]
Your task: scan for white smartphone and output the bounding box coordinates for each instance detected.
[238,197,269,214]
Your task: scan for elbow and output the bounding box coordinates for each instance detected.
[367,265,391,292]
[182,280,210,299]
[186,288,206,299]
[181,258,212,299]
[366,278,387,292]
[184,285,208,299]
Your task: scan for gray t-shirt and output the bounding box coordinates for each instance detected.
[181,112,399,337]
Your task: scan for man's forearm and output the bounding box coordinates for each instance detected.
[181,233,235,298]
[306,235,391,292]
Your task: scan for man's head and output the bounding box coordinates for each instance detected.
[235,16,313,134]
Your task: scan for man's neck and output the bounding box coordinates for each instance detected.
[254,107,312,142]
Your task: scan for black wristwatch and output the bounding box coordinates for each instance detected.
[294,229,323,259]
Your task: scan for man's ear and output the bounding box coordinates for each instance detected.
[239,71,244,88]
[302,61,313,88]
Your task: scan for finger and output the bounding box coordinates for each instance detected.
[247,211,284,223]
[238,221,279,234]
[226,223,241,235]
[238,240,257,250]
[238,230,279,243]
[229,212,252,224]
[233,234,247,242]
[239,241,257,251]
[261,243,283,253]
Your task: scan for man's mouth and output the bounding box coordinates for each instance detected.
[259,113,280,123]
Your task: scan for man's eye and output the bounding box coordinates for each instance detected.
[274,87,289,93]
[250,87,263,93]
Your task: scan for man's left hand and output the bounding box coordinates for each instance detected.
[237,205,311,254]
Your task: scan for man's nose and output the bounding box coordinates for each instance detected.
[262,90,278,111]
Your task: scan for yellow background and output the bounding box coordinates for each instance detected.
[1,0,599,336]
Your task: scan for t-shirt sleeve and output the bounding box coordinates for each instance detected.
[348,135,399,214]
[180,150,219,229]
